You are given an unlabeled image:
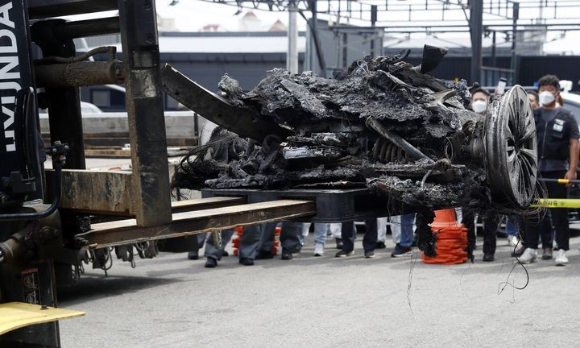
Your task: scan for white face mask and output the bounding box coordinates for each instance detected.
[539,91,555,106]
[472,100,487,114]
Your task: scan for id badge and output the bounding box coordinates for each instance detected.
[552,120,565,138]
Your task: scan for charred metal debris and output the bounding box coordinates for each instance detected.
[172,49,535,226]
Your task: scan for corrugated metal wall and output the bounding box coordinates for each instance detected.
[517,56,580,88]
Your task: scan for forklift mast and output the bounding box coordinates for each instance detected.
[0,2,315,346]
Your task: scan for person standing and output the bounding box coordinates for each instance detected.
[520,75,579,265]
[335,219,378,258]
[279,221,306,260]
[312,223,342,256]
[203,229,235,268]
[390,214,415,257]
[466,88,501,262]
[528,90,540,110]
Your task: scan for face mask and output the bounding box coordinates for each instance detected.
[472,100,487,114]
[539,91,555,106]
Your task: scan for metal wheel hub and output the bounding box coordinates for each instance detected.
[485,85,537,208]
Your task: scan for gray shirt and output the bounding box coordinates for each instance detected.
[541,108,558,123]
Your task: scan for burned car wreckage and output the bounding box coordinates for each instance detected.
[164,46,538,256]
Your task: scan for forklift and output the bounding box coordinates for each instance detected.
[0,1,538,347]
[0,1,318,346]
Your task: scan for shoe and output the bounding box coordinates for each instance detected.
[281,250,293,260]
[255,251,274,260]
[507,235,519,247]
[222,251,229,257]
[187,250,199,260]
[518,248,537,264]
[375,241,386,249]
[314,243,324,257]
[239,258,254,266]
[511,244,525,257]
[391,244,412,257]
[542,247,553,260]
[205,258,217,268]
[365,251,375,258]
[290,247,302,254]
[335,238,343,249]
[335,250,355,257]
[555,249,568,266]
[482,253,494,262]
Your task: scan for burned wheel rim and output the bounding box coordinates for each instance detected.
[485,85,537,208]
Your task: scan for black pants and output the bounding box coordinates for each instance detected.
[463,210,500,255]
[341,219,378,253]
[525,170,568,250]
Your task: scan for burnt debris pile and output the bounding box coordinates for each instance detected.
[173,50,505,211]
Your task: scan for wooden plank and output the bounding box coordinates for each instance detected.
[77,200,316,249]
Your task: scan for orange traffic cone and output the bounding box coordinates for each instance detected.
[421,209,468,265]
[272,226,281,256]
[232,226,243,257]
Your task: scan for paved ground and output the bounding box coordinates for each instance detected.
[58,231,580,348]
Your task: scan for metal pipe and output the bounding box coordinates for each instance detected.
[469,0,483,84]
[491,31,497,66]
[287,1,299,74]
[0,162,63,221]
[511,2,520,84]
[53,17,120,40]
[370,5,377,58]
[538,178,580,184]
[0,233,24,264]
[35,60,125,88]
[366,118,434,163]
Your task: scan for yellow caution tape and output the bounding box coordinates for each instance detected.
[0,302,84,335]
[533,199,580,208]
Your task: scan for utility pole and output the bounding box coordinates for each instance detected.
[511,2,520,84]
[491,31,497,67]
[287,0,298,74]
[370,5,377,58]
[469,0,483,84]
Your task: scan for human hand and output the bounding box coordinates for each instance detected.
[565,170,577,186]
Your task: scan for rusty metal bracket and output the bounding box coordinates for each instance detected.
[160,64,292,142]
[46,169,248,217]
[35,61,125,88]
[76,200,315,249]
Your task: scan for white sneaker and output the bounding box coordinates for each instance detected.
[314,243,324,257]
[555,249,568,266]
[507,235,519,247]
[519,248,538,264]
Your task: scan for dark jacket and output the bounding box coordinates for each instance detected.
[535,107,579,171]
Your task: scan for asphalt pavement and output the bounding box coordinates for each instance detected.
[57,230,580,348]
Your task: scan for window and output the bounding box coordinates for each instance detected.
[91,90,111,108]
[165,94,179,110]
